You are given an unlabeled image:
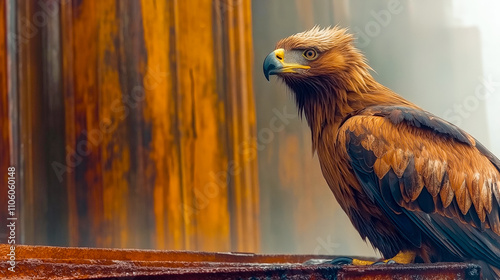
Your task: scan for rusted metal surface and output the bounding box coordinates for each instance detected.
[0,245,480,279]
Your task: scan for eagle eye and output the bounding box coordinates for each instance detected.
[303,49,318,60]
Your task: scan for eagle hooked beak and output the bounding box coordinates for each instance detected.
[263,48,310,81]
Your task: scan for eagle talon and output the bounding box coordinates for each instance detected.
[372,259,397,265]
[329,257,353,265]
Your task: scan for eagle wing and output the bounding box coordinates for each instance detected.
[337,106,500,266]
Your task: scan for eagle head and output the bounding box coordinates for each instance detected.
[263,26,371,93]
[263,26,390,150]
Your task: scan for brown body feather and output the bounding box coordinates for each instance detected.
[266,26,500,279]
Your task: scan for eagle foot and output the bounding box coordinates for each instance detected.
[329,251,415,266]
[329,257,353,265]
[372,259,397,265]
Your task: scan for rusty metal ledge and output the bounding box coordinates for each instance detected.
[0,244,480,279]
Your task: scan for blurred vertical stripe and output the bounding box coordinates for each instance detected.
[0,0,259,252]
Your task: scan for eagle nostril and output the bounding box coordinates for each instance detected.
[276,54,283,61]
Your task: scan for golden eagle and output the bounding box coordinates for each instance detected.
[263,26,500,279]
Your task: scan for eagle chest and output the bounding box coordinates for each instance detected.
[316,128,375,214]
[317,143,383,220]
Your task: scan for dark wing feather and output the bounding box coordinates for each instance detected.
[365,105,472,145]
[339,105,500,269]
[347,131,422,247]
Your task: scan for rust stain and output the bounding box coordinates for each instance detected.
[175,0,231,251]
[61,0,79,246]
[140,0,182,250]
[216,0,260,252]
[97,0,131,248]
[63,0,105,247]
